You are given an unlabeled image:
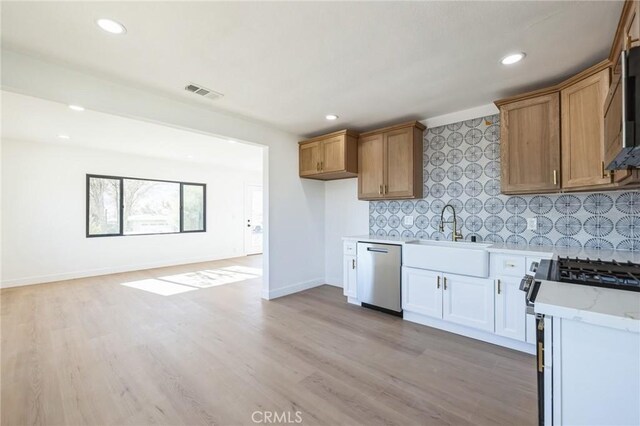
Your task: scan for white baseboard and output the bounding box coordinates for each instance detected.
[403,311,535,354]
[262,278,325,300]
[1,252,245,289]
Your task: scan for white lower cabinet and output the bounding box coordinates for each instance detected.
[494,276,527,341]
[402,267,442,318]
[403,267,494,332]
[343,254,357,298]
[442,274,495,332]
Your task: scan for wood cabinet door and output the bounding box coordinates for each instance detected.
[320,136,345,173]
[500,93,561,194]
[384,127,414,198]
[299,141,321,176]
[343,255,357,298]
[402,267,442,319]
[494,277,526,342]
[442,274,494,332]
[561,69,612,189]
[358,133,384,199]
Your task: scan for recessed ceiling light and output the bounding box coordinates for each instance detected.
[501,52,526,65]
[68,104,85,112]
[96,18,127,35]
[57,134,70,140]
[325,114,339,120]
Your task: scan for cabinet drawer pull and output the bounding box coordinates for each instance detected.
[553,169,558,185]
[497,279,501,295]
[352,259,356,269]
[437,276,440,289]
[443,277,447,290]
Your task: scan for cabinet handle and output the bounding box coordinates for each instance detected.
[320,161,323,171]
[379,185,383,195]
[384,184,388,194]
[316,162,320,172]
[601,161,610,179]
[553,170,558,186]
[443,277,447,290]
[537,342,544,373]
[352,259,355,269]
[437,276,440,289]
[497,279,501,295]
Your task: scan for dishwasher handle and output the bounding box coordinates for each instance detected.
[367,247,389,253]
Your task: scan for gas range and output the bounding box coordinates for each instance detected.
[520,257,640,306]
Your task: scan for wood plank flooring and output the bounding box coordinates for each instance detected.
[1,256,537,425]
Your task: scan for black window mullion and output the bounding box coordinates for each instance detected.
[85,174,90,237]
[202,183,207,232]
[119,177,124,236]
[179,183,184,233]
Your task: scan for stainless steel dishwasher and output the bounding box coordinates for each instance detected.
[356,242,402,315]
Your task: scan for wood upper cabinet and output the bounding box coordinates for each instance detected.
[358,121,425,200]
[299,141,321,176]
[298,130,358,180]
[561,68,613,190]
[358,133,385,198]
[499,93,561,194]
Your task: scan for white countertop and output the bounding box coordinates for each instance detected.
[342,235,418,245]
[535,280,640,333]
[345,234,640,332]
[344,235,640,262]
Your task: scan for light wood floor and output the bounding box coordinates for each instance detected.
[1,255,537,425]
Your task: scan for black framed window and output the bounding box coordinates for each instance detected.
[87,174,206,237]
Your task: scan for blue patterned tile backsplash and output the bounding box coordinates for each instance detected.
[369,114,640,251]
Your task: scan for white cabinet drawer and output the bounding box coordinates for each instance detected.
[491,254,526,277]
[344,241,357,255]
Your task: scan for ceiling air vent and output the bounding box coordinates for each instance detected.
[184,83,223,100]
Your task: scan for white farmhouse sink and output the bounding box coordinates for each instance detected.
[403,240,491,277]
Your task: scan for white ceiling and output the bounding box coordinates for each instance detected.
[1,1,623,137]
[1,91,264,172]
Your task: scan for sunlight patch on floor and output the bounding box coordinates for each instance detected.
[121,264,262,295]
[121,278,198,296]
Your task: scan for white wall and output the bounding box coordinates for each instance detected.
[1,50,326,298]
[0,139,262,287]
[324,179,369,287]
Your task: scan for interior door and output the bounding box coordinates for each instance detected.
[320,136,345,173]
[244,184,263,255]
[442,274,494,332]
[358,133,384,199]
[299,141,321,176]
[384,127,414,198]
